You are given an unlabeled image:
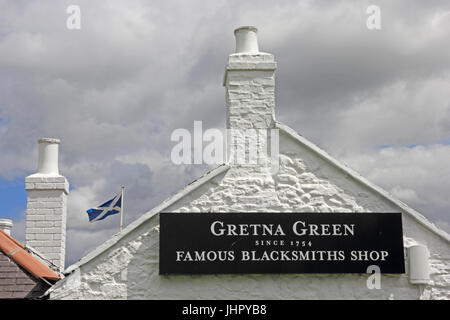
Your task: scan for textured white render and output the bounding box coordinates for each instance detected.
[48,29,450,300]
[25,174,69,273]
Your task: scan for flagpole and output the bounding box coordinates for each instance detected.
[120,186,124,232]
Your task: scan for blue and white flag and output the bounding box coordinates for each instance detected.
[86,192,122,222]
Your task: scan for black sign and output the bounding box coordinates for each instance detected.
[159,212,405,274]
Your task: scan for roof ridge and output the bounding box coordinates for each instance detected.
[25,245,62,275]
[0,229,61,281]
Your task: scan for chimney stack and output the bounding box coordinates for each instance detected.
[25,138,69,273]
[0,219,13,236]
[224,26,277,168]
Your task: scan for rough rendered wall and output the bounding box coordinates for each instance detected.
[49,130,450,300]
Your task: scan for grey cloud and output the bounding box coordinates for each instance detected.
[342,144,450,233]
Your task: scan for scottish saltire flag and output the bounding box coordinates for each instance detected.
[86,192,122,222]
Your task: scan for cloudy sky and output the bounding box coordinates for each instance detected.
[0,0,449,267]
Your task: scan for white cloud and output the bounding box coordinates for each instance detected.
[389,186,425,205]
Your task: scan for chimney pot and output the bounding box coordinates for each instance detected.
[37,138,60,175]
[234,26,259,54]
[0,219,13,236]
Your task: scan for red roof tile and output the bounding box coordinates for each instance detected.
[0,229,60,281]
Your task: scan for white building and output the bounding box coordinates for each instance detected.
[26,26,449,299]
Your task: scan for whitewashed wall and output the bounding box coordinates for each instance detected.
[49,130,450,300]
[49,34,449,299]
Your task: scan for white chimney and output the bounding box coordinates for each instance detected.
[25,138,69,273]
[223,26,277,169]
[0,219,13,236]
